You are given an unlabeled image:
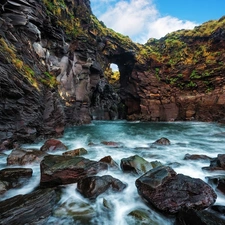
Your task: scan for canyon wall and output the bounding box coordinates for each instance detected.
[0,0,225,145]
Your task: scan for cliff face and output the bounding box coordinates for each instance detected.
[131,18,225,122]
[0,0,225,145]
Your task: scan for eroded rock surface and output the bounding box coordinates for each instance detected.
[135,166,217,214]
[0,188,56,225]
[40,155,108,187]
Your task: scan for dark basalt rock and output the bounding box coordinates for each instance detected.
[135,166,217,214]
[40,155,108,187]
[1,0,225,143]
[0,188,56,225]
[210,205,225,215]
[77,175,127,199]
[175,209,225,225]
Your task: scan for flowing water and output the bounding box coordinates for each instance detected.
[1,121,225,224]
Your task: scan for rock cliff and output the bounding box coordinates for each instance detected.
[0,0,225,144]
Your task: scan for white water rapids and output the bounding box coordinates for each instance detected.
[1,121,225,224]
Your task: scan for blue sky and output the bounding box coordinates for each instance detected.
[90,0,225,43]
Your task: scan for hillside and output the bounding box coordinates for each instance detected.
[0,0,225,146]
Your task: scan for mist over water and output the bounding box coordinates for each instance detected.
[1,121,225,224]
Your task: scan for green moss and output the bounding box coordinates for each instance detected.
[41,72,59,88]
[190,70,201,79]
[186,81,197,88]
[0,38,39,88]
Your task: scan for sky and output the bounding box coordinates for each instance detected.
[90,0,225,44]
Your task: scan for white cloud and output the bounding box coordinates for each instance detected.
[90,0,198,43]
[146,16,198,39]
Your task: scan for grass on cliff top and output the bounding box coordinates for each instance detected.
[140,16,225,67]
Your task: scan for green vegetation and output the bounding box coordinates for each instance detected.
[104,66,120,84]
[41,72,59,88]
[43,0,85,38]
[0,38,59,89]
[0,38,39,89]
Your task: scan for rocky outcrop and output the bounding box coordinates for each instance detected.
[1,0,225,145]
[135,166,217,214]
[0,188,56,225]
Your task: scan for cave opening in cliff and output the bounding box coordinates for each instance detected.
[105,63,121,90]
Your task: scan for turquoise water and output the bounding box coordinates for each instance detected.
[1,121,225,224]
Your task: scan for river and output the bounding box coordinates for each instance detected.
[1,121,225,224]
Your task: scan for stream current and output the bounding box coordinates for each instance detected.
[1,121,225,224]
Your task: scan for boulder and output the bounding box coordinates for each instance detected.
[0,188,56,225]
[63,147,88,157]
[175,209,225,225]
[135,166,217,214]
[120,155,162,175]
[7,148,47,165]
[40,155,108,187]
[202,154,225,171]
[53,198,96,224]
[101,141,121,147]
[152,137,171,145]
[40,139,67,152]
[77,175,127,199]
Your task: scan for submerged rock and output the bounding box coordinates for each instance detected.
[101,141,121,147]
[152,137,171,146]
[40,155,108,187]
[127,208,162,225]
[53,197,96,224]
[0,188,56,225]
[77,175,127,199]
[136,166,217,214]
[184,153,212,161]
